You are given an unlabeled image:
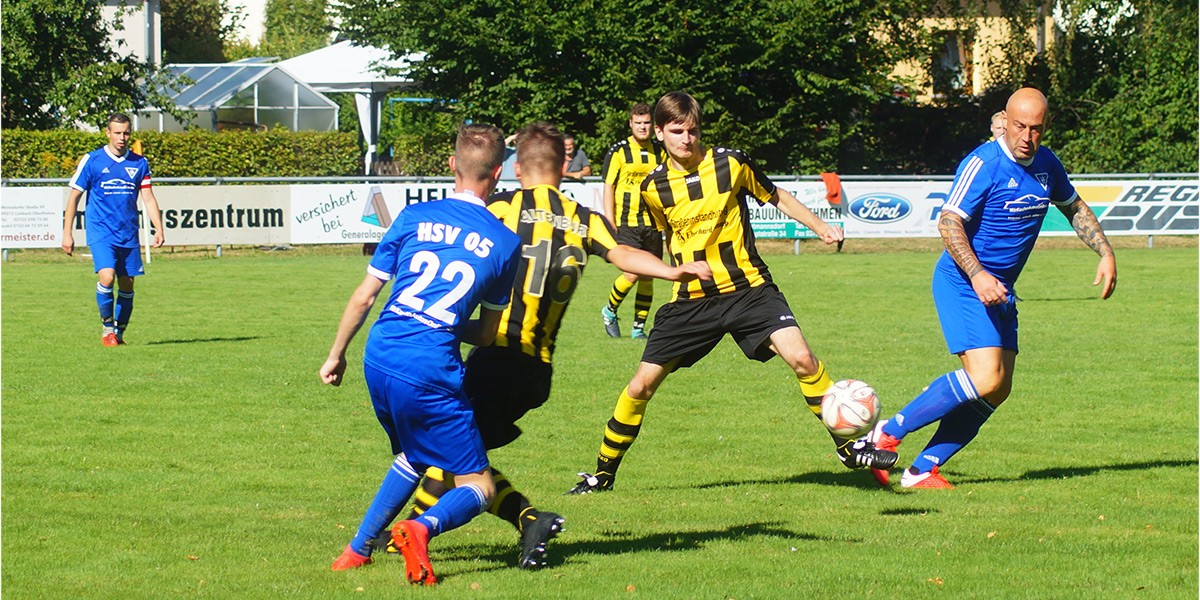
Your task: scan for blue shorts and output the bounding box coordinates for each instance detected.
[91,243,144,278]
[363,363,489,476]
[932,267,1019,355]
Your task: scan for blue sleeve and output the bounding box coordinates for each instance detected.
[944,152,993,221]
[367,211,407,281]
[1048,152,1078,205]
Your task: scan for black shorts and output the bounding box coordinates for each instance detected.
[463,345,553,449]
[615,225,663,259]
[640,283,798,369]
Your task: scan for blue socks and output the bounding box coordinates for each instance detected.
[910,399,995,473]
[96,283,114,327]
[114,290,134,335]
[883,369,980,438]
[349,454,421,556]
[415,484,488,538]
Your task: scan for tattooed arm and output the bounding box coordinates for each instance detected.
[1058,198,1118,299]
[938,210,1009,306]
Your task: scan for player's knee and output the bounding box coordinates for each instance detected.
[966,370,1010,402]
[626,378,657,400]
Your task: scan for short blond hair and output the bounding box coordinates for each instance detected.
[515,122,565,176]
[453,124,505,180]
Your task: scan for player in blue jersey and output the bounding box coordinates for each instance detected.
[62,113,165,346]
[322,124,523,585]
[868,88,1118,489]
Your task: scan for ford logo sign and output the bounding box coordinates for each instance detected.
[847,193,912,223]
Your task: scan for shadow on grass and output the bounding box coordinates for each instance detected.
[955,458,1197,485]
[686,470,888,491]
[145,336,262,345]
[434,521,832,575]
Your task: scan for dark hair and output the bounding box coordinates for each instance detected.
[106,113,132,128]
[630,102,652,117]
[653,92,701,129]
[515,121,565,176]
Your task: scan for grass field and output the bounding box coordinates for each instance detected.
[2,238,1197,598]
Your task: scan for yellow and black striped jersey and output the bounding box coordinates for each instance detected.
[640,146,777,301]
[602,136,665,228]
[487,184,620,363]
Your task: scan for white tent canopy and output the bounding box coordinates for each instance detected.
[278,41,422,174]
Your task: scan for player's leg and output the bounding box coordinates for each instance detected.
[766,325,897,470]
[630,227,663,340]
[567,360,671,494]
[603,272,636,338]
[393,468,494,586]
[333,452,424,570]
[333,366,427,570]
[92,244,119,345]
[896,348,1013,488]
[872,273,1016,486]
[630,277,654,339]
[114,275,135,344]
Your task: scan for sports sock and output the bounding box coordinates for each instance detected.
[349,454,421,556]
[797,361,855,448]
[407,467,448,519]
[415,483,488,538]
[883,369,980,439]
[597,387,648,480]
[909,399,995,473]
[114,290,134,335]
[487,468,531,532]
[96,282,114,327]
[608,275,635,312]
[633,279,654,326]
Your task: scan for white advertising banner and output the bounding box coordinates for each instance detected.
[1,187,63,248]
[288,180,604,245]
[835,179,1199,238]
[3,178,1194,249]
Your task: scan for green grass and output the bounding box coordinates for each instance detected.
[3,240,1197,599]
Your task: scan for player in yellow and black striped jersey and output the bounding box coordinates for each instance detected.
[392,122,711,569]
[600,103,668,340]
[568,92,898,496]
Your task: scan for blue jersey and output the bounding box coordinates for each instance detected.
[68,146,153,248]
[363,193,522,394]
[937,139,1077,287]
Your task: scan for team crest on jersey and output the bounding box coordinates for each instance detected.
[1007,177,1018,188]
[1035,173,1049,189]
[125,167,138,178]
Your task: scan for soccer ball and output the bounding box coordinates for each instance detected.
[820,379,881,438]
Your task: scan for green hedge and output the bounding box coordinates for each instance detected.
[1,129,362,178]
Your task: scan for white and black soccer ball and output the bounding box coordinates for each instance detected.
[820,379,881,438]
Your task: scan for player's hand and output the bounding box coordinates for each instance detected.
[152,230,165,248]
[820,223,845,245]
[970,270,1008,306]
[61,232,74,256]
[674,260,713,282]
[320,357,347,386]
[1094,254,1117,299]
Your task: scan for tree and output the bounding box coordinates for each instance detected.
[335,0,930,173]
[260,0,331,59]
[1,0,176,130]
[1047,0,1198,173]
[161,0,246,63]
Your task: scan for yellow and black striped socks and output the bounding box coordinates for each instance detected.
[597,388,648,481]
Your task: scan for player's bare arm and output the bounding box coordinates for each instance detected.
[320,275,385,386]
[62,189,83,255]
[458,307,505,347]
[939,210,1008,305]
[602,183,617,227]
[607,245,712,282]
[1058,198,1117,299]
[772,188,843,244]
[141,188,166,247]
